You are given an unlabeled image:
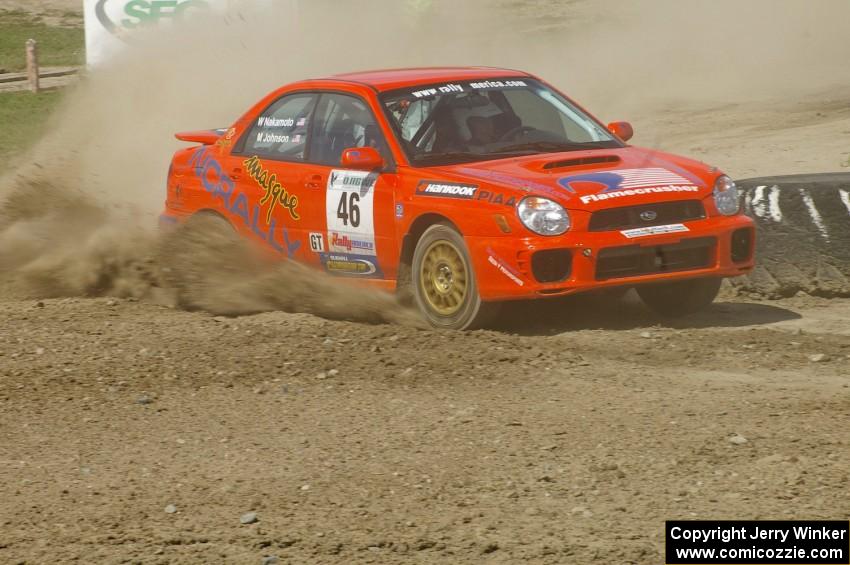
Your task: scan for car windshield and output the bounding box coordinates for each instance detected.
[380,78,622,166]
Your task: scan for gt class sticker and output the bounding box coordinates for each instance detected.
[416,181,478,199]
[621,224,690,239]
[309,233,325,253]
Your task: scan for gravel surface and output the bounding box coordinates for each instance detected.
[1,294,848,564]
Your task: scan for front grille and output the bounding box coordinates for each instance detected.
[589,200,705,232]
[596,237,716,280]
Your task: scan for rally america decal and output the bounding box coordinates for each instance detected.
[416,181,478,199]
[558,167,702,205]
[323,170,383,278]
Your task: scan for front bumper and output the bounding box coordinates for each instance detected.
[468,215,756,301]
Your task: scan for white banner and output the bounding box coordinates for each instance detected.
[83,0,283,67]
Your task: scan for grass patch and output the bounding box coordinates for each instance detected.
[0,9,84,73]
[0,9,80,167]
[0,90,65,166]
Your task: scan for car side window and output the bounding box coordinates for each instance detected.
[309,93,390,166]
[240,93,316,161]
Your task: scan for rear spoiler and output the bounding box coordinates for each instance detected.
[174,129,227,145]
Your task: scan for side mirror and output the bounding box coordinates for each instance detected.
[607,121,634,142]
[341,146,384,170]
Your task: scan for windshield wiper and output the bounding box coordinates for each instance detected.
[498,141,592,153]
[412,151,486,164]
[410,143,600,165]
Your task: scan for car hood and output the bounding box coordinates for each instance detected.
[430,146,720,211]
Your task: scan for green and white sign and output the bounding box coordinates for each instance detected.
[84,0,279,67]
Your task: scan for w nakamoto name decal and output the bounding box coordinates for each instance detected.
[243,156,300,222]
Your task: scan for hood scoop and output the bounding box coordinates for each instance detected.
[541,155,621,171]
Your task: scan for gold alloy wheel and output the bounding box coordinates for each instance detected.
[420,240,469,316]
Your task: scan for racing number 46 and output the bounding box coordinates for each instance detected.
[337,192,361,228]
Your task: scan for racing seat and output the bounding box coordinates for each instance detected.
[432,108,463,152]
[318,118,358,165]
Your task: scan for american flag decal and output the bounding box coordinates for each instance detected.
[558,167,699,194]
[610,168,693,190]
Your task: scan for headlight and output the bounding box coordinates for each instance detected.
[713,175,740,216]
[517,196,571,236]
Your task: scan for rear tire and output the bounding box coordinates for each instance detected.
[636,277,722,317]
[158,213,256,311]
[411,223,499,330]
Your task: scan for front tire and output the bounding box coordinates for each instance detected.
[411,223,497,330]
[636,277,722,317]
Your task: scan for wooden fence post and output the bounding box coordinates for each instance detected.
[26,39,39,93]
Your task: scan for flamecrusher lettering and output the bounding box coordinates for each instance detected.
[580,185,699,205]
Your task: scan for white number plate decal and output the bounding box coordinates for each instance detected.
[326,170,378,256]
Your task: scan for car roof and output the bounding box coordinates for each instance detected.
[319,66,533,92]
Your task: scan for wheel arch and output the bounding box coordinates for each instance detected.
[399,213,461,271]
[188,209,235,230]
[395,213,461,297]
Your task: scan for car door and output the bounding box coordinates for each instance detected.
[227,92,318,261]
[304,92,399,280]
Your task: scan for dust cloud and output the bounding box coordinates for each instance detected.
[1,0,846,315]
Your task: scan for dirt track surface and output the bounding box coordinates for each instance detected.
[1,294,848,564]
[1,1,850,563]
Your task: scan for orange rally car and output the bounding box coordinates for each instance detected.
[162,67,755,329]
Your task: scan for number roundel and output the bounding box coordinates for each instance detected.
[336,192,361,228]
[325,170,378,277]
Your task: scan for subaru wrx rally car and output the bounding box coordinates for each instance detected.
[162,67,755,329]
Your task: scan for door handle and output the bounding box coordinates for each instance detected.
[304,174,323,189]
[230,167,242,181]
